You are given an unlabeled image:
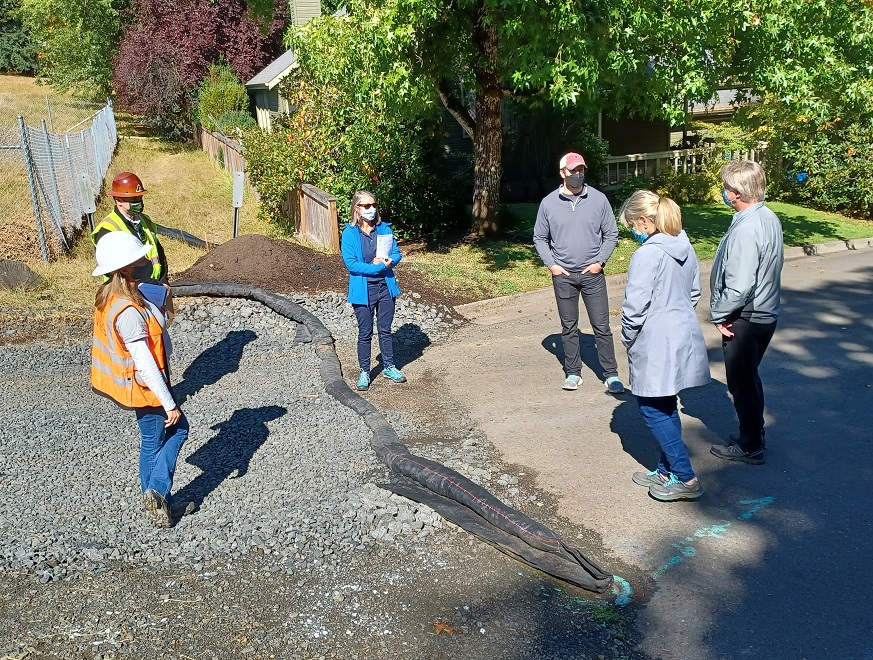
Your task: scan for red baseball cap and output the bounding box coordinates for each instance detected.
[559,152,586,170]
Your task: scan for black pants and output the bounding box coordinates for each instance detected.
[723,318,777,451]
[552,271,619,380]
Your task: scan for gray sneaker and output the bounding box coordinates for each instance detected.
[143,489,171,528]
[632,470,670,488]
[649,475,704,501]
[562,374,583,390]
[710,442,765,465]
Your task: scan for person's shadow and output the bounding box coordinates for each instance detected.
[609,398,661,470]
[173,405,287,507]
[376,322,431,373]
[173,329,257,405]
[542,332,603,379]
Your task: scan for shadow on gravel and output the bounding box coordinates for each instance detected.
[174,329,257,405]
[383,322,431,372]
[173,405,287,506]
[542,332,606,379]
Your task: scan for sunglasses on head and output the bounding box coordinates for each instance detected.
[357,203,377,209]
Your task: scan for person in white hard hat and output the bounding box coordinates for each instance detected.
[90,232,192,528]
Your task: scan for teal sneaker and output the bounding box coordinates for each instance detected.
[632,470,670,488]
[356,370,371,391]
[649,474,704,501]
[562,374,583,390]
[605,376,625,394]
[383,365,407,383]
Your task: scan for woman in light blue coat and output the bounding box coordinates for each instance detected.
[619,191,711,502]
[341,190,406,391]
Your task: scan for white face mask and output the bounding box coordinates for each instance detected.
[361,207,377,222]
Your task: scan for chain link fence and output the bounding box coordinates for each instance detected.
[0,94,117,264]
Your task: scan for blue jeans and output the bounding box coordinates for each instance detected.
[136,407,188,501]
[352,279,396,372]
[637,395,695,483]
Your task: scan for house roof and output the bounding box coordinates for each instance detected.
[246,49,299,90]
[690,89,751,117]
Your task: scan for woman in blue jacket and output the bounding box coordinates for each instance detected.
[341,190,406,391]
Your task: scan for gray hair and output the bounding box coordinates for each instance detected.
[721,160,767,202]
[349,190,380,227]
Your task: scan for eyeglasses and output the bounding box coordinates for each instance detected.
[357,203,377,209]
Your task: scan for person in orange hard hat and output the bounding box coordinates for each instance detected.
[92,172,169,285]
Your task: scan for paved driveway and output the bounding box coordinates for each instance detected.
[415,248,873,660]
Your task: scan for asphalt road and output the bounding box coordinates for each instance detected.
[415,247,873,660]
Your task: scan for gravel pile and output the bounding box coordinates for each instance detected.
[0,294,469,584]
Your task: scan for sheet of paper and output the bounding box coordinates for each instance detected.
[376,234,393,259]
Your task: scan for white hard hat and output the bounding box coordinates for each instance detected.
[92,231,151,276]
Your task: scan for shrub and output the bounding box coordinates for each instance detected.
[216,110,258,135]
[242,69,466,240]
[782,120,873,217]
[197,64,250,132]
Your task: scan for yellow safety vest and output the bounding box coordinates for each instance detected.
[91,209,164,281]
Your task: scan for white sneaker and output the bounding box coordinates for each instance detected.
[562,374,583,390]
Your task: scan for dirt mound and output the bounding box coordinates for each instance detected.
[173,234,470,310]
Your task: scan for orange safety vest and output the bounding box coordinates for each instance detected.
[91,295,169,410]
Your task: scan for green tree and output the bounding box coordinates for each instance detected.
[296,0,736,235]
[197,63,250,132]
[730,0,873,213]
[19,0,125,97]
[0,0,37,73]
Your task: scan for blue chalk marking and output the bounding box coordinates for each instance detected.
[694,521,732,539]
[738,496,775,520]
[648,498,776,581]
[611,575,633,606]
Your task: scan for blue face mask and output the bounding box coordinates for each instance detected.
[722,189,734,207]
[632,227,648,244]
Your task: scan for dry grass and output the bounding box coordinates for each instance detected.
[0,133,274,315]
[0,74,102,132]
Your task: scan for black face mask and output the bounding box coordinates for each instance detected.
[565,171,585,188]
[132,260,153,282]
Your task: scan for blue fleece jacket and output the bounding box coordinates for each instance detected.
[341,222,402,305]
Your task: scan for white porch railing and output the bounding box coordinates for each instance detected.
[602,147,759,189]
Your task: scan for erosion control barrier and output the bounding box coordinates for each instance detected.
[172,281,614,594]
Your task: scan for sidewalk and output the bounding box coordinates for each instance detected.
[413,243,873,660]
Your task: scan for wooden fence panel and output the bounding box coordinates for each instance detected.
[298,183,339,252]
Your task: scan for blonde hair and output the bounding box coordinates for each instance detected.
[96,271,146,312]
[618,190,683,236]
[349,190,380,227]
[721,160,766,202]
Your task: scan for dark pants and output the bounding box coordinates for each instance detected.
[637,395,695,482]
[723,318,777,451]
[552,272,619,380]
[353,279,396,372]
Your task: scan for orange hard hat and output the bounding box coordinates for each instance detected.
[109,172,148,198]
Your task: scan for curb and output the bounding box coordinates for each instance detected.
[455,236,873,323]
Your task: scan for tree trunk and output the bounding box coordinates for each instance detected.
[470,9,502,236]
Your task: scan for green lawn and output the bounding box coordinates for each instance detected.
[405,201,873,302]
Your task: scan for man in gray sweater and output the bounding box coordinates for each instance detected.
[533,152,625,394]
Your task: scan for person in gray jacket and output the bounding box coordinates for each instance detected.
[533,152,625,394]
[709,160,784,464]
[620,191,711,501]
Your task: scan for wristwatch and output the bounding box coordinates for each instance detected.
[599,261,606,268]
